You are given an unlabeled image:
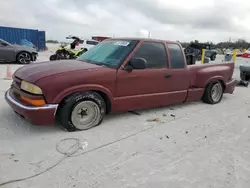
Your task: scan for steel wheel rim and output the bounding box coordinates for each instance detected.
[211,83,223,102]
[71,101,100,130]
[19,53,31,64]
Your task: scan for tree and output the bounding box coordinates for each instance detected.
[178,39,250,50]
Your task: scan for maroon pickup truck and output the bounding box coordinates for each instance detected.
[5,38,236,132]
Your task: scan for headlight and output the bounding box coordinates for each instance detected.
[20,80,43,94]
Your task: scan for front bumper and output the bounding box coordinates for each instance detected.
[5,89,58,125]
[31,53,38,61]
[224,79,236,94]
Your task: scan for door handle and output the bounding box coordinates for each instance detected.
[128,75,138,78]
[164,74,172,78]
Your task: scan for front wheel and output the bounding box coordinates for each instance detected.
[202,81,223,104]
[196,55,202,61]
[57,92,106,132]
[49,54,58,61]
[77,49,87,57]
[17,52,32,64]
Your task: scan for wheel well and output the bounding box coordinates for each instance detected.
[16,51,31,61]
[218,80,226,91]
[57,90,112,114]
[205,80,225,91]
[93,90,111,114]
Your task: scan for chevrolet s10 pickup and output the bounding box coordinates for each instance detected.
[5,38,236,131]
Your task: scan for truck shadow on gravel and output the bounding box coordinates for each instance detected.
[103,95,233,125]
[1,108,61,135]
[103,101,207,124]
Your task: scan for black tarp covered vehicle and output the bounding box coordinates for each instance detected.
[184,43,216,65]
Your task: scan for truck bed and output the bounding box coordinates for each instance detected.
[184,62,235,103]
[187,62,235,88]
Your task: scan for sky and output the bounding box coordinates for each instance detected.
[1,0,250,43]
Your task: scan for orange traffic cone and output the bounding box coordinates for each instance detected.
[4,64,13,80]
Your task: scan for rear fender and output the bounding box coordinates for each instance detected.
[52,84,114,104]
[192,63,234,88]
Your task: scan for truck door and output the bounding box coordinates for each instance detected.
[115,41,179,112]
[166,43,190,100]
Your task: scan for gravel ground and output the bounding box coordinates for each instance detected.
[0,51,250,188]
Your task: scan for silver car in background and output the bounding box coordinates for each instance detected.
[0,38,38,64]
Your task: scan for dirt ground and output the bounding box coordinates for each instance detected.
[0,49,250,188]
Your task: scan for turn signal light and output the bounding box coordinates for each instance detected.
[20,96,46,106]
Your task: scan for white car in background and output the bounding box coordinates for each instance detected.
[66,38,99,51]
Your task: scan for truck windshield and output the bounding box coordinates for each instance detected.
[77,39,139,68]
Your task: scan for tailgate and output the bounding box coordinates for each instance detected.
[187,62,235,88]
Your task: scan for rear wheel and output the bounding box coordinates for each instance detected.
[210,55,216,61]
[57,92,106,132]
[202,81,223,104]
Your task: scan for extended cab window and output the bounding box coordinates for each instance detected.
[132,42,168,68]
[167,43,185,69]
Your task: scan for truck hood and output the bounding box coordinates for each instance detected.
[14,60,104,83]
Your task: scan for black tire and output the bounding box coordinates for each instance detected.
[210,55,216,61]
[77,48,87,57]
[196,55,201,61]
[49,54,57,61]
[17,52,32,64]
[204,57,210,64]
[240,73,246,81]
[56,50,68,60]
[202,81,223,104]
[57,91,106,132]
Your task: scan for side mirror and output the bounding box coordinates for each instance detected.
[124,57,147,70]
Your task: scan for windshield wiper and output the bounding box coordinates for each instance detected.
[81,59,108,67]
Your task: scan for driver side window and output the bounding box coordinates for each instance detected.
[132,41,168,69]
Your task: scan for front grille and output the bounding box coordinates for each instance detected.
[12,76,22,89]
[9,87,33,106]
